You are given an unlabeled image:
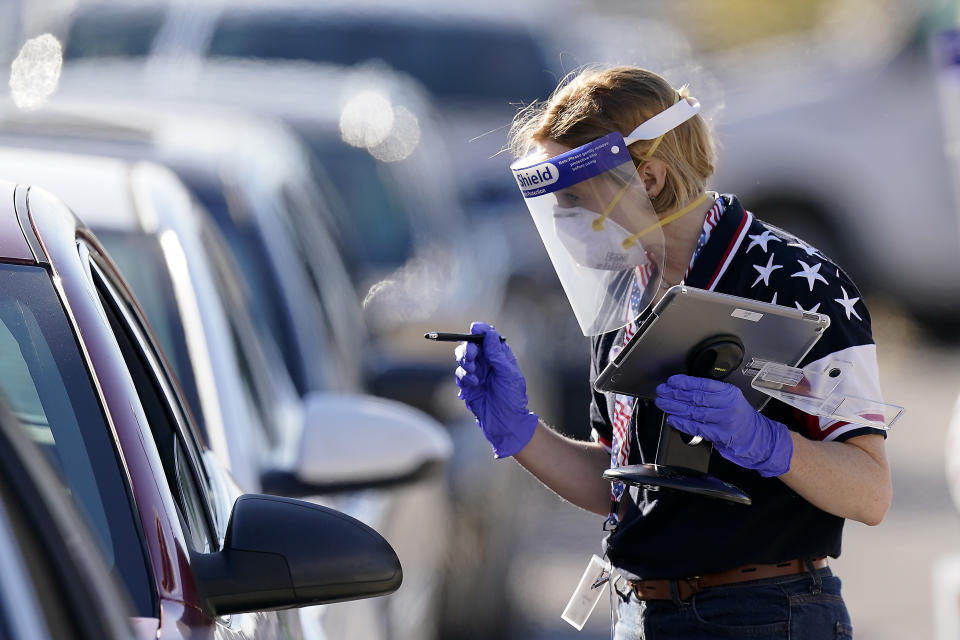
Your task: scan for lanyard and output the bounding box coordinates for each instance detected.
[604,194,725,529]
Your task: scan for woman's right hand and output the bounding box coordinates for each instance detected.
[455,322,539,458]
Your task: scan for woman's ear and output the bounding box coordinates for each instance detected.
[639,159,667,199]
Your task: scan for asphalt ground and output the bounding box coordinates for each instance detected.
[502,298,960,639]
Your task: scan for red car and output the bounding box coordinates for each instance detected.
[0,179,401,638]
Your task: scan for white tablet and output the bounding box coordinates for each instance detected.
[593,286,830,409]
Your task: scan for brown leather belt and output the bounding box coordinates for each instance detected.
[627,557,828,602]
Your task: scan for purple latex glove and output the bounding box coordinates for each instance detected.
[654,374,793,477]
[455,322,538,458]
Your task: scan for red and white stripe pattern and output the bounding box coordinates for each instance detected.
[705,209,753,291]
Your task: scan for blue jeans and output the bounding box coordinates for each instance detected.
[614,568,853,639]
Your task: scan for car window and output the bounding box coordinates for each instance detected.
[89,258,215,554]
[63,5,165,59]
[0,263,154,616]
[95,230,204,439]
[207,14,557,102]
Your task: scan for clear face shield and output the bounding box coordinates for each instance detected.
[511,96,701,336]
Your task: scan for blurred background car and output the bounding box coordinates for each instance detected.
[0,391,138,640]
[0,145,454,640]
[704,12,960,340]
[0,177,403,638]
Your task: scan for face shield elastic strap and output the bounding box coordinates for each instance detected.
[590,94,702,234]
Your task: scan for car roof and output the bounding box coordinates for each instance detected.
[0,97,311,188]
[56,57,438,132]
[0,147,142,231]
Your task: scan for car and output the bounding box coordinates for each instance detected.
[0,390,137,640]
[0,177,403,637]
[0,145,454,640]
[0,97,368,397]
[706,30,960,338]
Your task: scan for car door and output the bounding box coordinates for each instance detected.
[80,237,302,640]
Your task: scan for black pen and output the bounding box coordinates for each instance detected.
[424,331,507,344]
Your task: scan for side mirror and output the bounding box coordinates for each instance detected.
[194,494,402,616]
[261,393,452,496]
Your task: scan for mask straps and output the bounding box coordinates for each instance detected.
[591,93,701,233]
[621,191,709,249]
[589,135,667,233]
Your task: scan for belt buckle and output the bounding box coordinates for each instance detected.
[679,576,703,601]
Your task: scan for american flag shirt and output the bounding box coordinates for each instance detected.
[606,195,726,507]
[588,194,887,580]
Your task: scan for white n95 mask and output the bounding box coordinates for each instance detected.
[553,206,649,271]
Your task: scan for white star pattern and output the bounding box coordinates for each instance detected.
[770,292,778,305]
[834,286,862,321]
[791,260,829,292]
[794,300,821,313]
[746,230,781,253]
[788,241,819,257]
[752,253,783,287]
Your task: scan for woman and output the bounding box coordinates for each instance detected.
[454,66,890,638]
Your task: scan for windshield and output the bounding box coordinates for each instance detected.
[63,5,164,59]
[0,263,153,616]
[95,230,204,438]
[208,13,557,103]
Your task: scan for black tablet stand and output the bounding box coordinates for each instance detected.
[601,334,752,505]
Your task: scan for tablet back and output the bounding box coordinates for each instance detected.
[593,286,830,408]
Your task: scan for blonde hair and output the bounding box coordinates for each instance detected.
[509,65,715,213]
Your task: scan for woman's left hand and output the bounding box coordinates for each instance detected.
[655,374,793,477]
